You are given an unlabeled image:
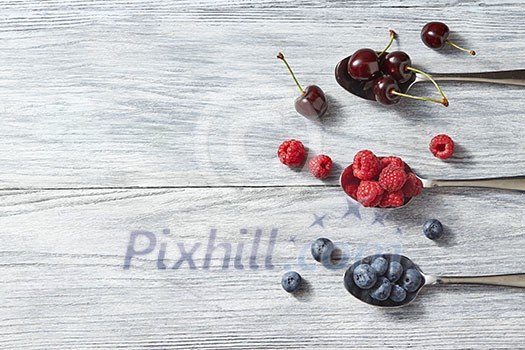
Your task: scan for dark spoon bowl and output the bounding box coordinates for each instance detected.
[335,54,416,101]
[343,254,425,307]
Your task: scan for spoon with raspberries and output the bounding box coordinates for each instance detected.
[340,149,525,208]
[344,254,525,307]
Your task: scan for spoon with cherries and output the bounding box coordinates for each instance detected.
[336,57,525,103]
[340,150,525,208]
[344,254,525,307]
[335,30,525,105]
[338,30,449,106]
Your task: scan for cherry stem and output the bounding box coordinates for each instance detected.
[277,52,304,94]
[446,40,476,56]
[377,30,396,58]
[405,66,449,106]
[391,90,448,106]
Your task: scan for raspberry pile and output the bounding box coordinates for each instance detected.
[342,150,423,207]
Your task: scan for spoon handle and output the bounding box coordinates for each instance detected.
[429,176,525,191]
[429,70,525,86]
[435,274,525,288]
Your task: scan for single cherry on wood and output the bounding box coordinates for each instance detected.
[421,22,476,55]
[277,52,328,119]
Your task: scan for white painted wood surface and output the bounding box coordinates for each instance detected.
[0,1,524,349]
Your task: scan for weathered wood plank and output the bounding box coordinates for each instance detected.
[0,188,523,349]
[0,0,523,188]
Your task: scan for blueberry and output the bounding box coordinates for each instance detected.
[370,277,392,301]
[353,263,377,289]
[371,257,388,275]
[389,284,407,303]
[423,219,444,240]
[281,271,302,293]
[401,268,423,293]
[311,238,334,263]
[387,261,403,282]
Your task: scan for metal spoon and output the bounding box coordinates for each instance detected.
[335,55,525,101]
[343,254,525,307]
[340,163,525,208]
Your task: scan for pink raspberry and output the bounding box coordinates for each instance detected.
[341,166,360,199]
[429,134,454,159]
[379,165,407,192]
[308,154,332,179]
[352,150,381,180]
[277,139,305,167]
[379,190,405,208]
[402,172,423,198]
[356,180,384,207]
[380,156,405,169]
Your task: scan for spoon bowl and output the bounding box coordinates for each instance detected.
[344,254,525,307]
[344,254,425,307]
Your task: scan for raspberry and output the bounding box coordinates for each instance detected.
[341,166,360,199]
[308,154,332,179]
[379,165,407,192]
[356,180,384,207]
[379,190,405,208]
[277,139,305,167]
[402,172,423,198]
[353,150,381,180]
[429,134,454,159]
[380,156,405,169]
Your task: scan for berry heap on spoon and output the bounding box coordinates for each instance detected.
[340,150,423,208]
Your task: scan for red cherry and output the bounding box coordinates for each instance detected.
[294,85,328,119]
[421,21,476,55]
[373,75,400,105]
[421,22,449,49]
[277,52,328,118]
[347,48,380,81]
[383,51,413,84]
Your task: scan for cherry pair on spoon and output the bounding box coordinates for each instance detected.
[342,30,449,106]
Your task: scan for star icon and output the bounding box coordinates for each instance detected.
[395,227,403,235]
[372,210,388,226]
[310,213,327,228]
[342,198,361,220]
[288,235,297,243]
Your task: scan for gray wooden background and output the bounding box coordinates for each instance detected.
[0,0,524,349]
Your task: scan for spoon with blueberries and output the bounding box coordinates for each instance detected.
[345,254,525,307]
[340,149,525,208]
[335,28,525,106]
